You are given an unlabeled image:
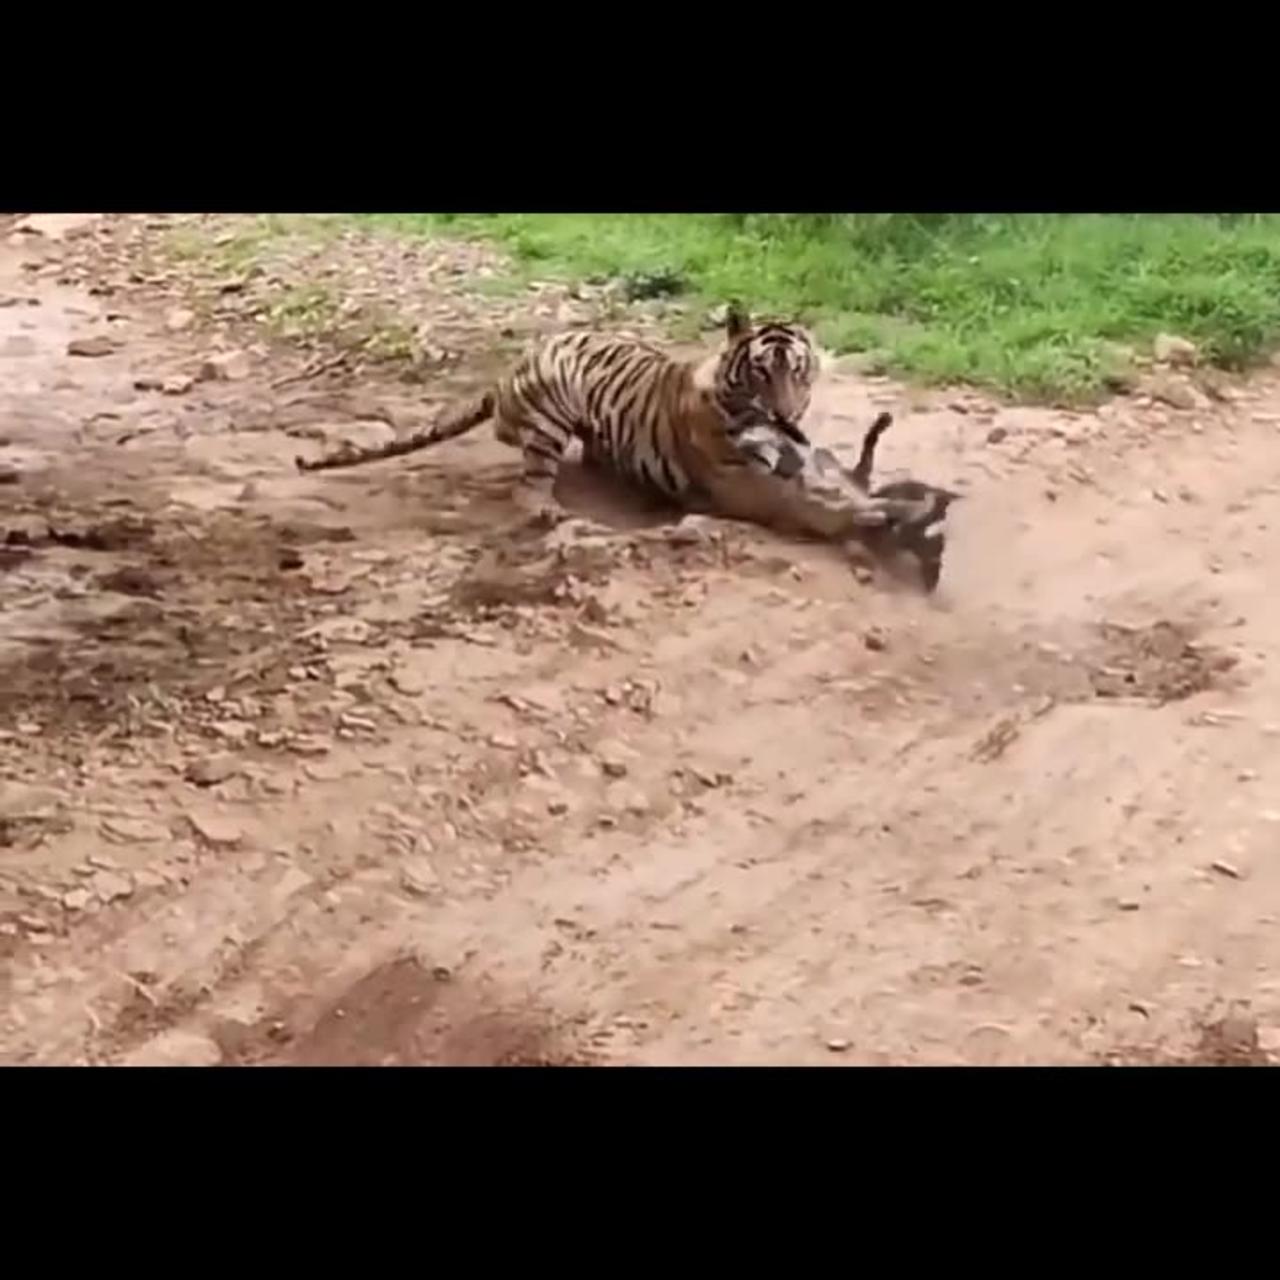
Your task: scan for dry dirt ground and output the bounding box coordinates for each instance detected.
[2,213,1279,1066]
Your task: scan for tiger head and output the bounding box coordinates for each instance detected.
[712,303,819,436]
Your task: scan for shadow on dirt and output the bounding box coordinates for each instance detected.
[214,956,594,1066]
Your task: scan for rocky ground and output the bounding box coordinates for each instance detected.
[1,212,1277,1066]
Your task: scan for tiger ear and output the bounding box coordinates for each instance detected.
[724,302,751,341]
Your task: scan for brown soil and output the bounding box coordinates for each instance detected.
[2,213,1279,1066]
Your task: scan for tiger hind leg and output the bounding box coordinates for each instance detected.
[500,407,575,524]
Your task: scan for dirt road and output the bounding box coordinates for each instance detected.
[2,214,1277,1065]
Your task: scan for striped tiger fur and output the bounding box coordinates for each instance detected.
[295,306,895,530]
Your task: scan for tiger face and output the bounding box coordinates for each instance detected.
[714,304,818,438]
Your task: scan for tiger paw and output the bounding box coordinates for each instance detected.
[512,485,566,527]
[519,502,568,532]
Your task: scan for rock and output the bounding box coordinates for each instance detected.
[303,761,352,783]
[287,734,330,756]
[826,1038,851,1053]
[0,778,62,819]
[14,213,99,240]
[390,669,426,696]
[400,858,440,896]
[667,515,723,545]
[1117,897,1142,911]
[91,870,134,902]
[186,811,243,848]
[184,755,239,787]
[100,816,168,844]
[1198,369,1234,402]
[986,425,1009,444]
[687,766,732,790]
[164,307,196,333]
[211,720,252,745]
[96,565,161,597]
[1153,333,1198,366]
[198,349,251,382]
[489,732,519,750]
[67,336,118,358]
[606,781,650,815]
[1104,370,1141,394]
[61,888,93,912]
[597,741,631,778]
[162,375,194,396]
[864,628,888,652]
[1210,859,1243,879]
[1148,374,1200,411]
[0,464,20,485]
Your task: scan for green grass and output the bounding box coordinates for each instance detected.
[351,213,1280,403]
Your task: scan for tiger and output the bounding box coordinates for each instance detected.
[295,305,906,533]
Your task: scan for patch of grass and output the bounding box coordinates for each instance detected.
[352,213,1280,403]
[264,283,341,340]
[163,215,346,276]
[361,318,418,361]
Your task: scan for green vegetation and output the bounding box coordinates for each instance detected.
[353,213,1280,403]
